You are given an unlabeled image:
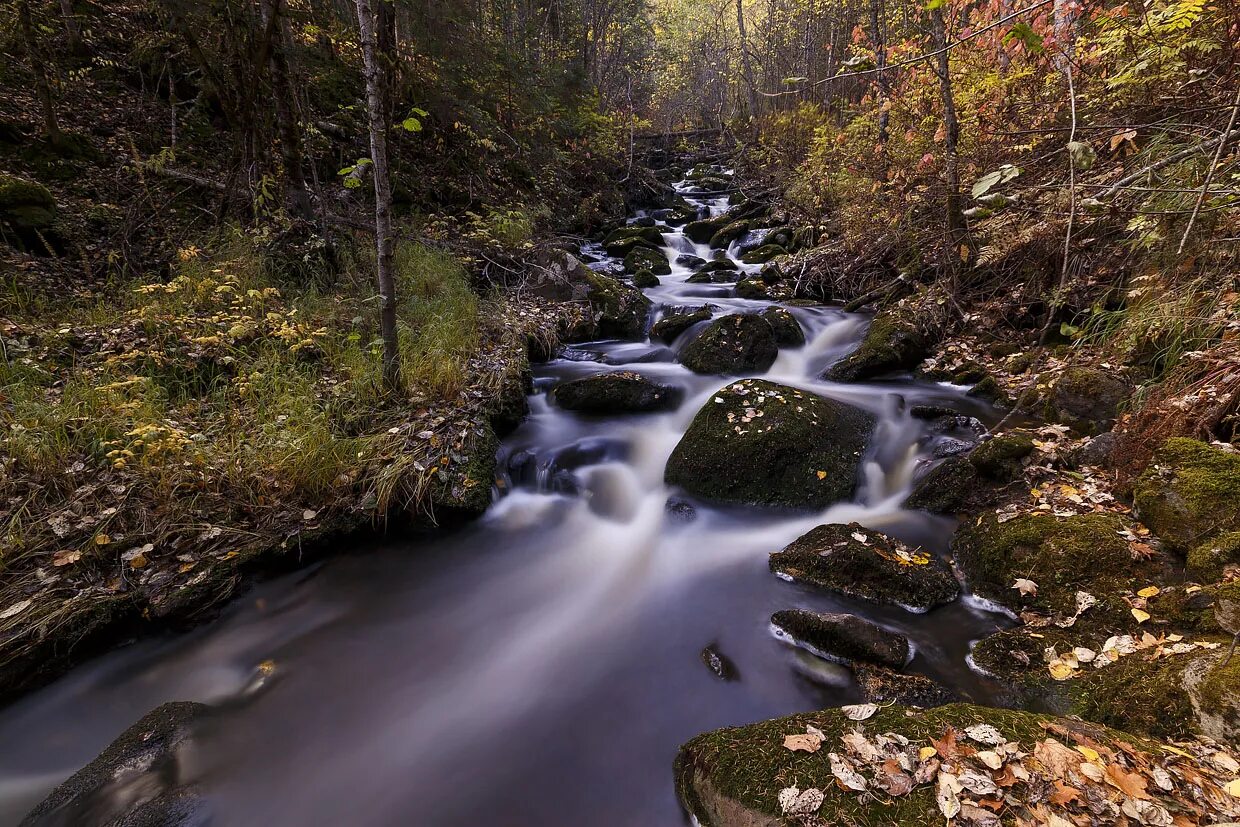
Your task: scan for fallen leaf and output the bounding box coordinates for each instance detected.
[783,733,822,753]
[1226,777,1240,798]
[919,746,938,762]
[841,703,878,721]
[965,724,1005,746]
[936,772,962,819]
[302,509,318,521]
[52,550,81,567]
[829,752,868,791]
[94,534,111,546]
[778,786,824,815]
[1137,585,1161,598]
[1012,578,1038,596]
[1106,762,1151,800]
[1132,608,1151,623]
[976,750,1003,769]
[0,599,33,620]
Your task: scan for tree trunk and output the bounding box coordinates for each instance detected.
[869,0,889,148]
[930,5,965,264]
[355,0,402,391]
[57,0,87,56]
[260,0,312,219]
[17,0,63,143]
[997,0,1012,73]
[735,0,759,120]
[1052,0,1077,72]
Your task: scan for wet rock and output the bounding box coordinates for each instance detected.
[758,307,804,347]
[967,431,1034,478]
[1,174,56,240]
[525,249,595,302]
[771,610,909,668]
[733,278,768,299]
[676,254,706,268]
[602,225,664,257]
[665,379,874,509]
[824,297,937,382]
[853,665,958,708]
[769,523,958,611]
[1133,438,1240,554]
[632,269,660,288]
[651,307,712,344]
[708,220,751,249]
[584,271,652,340]
[666,497,697,523]
[759,263,783,285]
[735,228,771,254]
[687,260,738,284]
[1043,366,1131,434]
[678,314,778,375]
[905,456,980,514]
[739,243,786,264]
[21,701,210,827]
[967,376,1010,407]
[953,512,1162,625]
[1067,432,1118,469]
[552,371,680,414]
[684,214,732,244]
[1183,651,1240,744]
[701,644,739,681]
[623,245,671,275]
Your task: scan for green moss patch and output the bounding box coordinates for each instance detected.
[1134,438,1240,553]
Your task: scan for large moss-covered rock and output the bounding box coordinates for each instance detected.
[584,271,651,340]
[708,219,751,249]
[759,308,804,347]
[1134,438,1240,554]
[679,313,778,375]
[853,665,957,708]
[953,512,1160,625]
[665,380,873,509]
[968,431,1034,477]
[740,243,786,264]
[906,431,1033,514]
[676,703,1209,827]
[602,225,665,256]
[733,278,768,299]
[823,306,933,382]
[623,244,671,275]
[1184,651,1240,745]
[632,268,660,288]
[1043,366,1132,434]
[0,173,58,252]
[771,609,909,668]
[553,371,680,414]
[770,523,959,611]
[21,701,210,827]
[685,214,733,244]
[651,306,712,343]
[1187,530,1240,582]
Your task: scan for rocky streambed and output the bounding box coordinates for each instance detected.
[2,164,1238,826]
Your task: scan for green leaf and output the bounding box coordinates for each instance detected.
[401,117,423,132]
[925,0,946,9]
[971,164,1021,198]
[1068,141,1097,171]
[410,107,429,117]
[1002,22,1044,53]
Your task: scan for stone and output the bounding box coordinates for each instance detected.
[1044,367,1132,434]
[678,314,778,375]
[739,243,786,264]
[584,271,652,340]
[552,371,680,414]
[624,245,671,275]
[651,307,712,344]
[1133,438,1240,554]
[823,305,933,382]
[853,665,958,708]
[769,523,959,611]
[632,269,660,288]
[771,610,910,668]
[665,379,874,509]
[733,278,768,299]
[758,307,805,346]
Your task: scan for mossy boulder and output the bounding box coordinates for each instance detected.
[906,432,1032,514]
[632,268,660,288]
[688,260,739,283]
[1070,650,1201,741]
[708,219,751,249]
[1187,530,1240,582]
[952,512,1158,625]
[602,225,664,256]
[740,244,787,265]
[734,278,768,299]
[968,431,1034,478]
[0,173,58,252]
[552,371,680,414]
[665,380,874,509]
[823,307,933,383]
[1134,438,1240,554]
[771,609,909,668]
[1184,651,1240,744]
[21,701,210,827]
[770,523,959,611]
[759,308,804,347]
[652,306,712,343]
[623,244,671,275]
[685,214,733,244]
[676,703,1179,827]
[679,313,778,375]
[584,271,652,340]
[1044,366,1131,434]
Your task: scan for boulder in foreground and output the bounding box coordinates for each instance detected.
[675,702,1240,827]
[665,380,874,509]
[679,313,778,375]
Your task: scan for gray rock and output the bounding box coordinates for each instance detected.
[771,610,909,668]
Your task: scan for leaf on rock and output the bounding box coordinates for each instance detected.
[1012,578,1038,596]
[829,752,868,791]
[783,733,822,753]
[841,703,878,721]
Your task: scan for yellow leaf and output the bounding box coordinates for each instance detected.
[1048,659,1076,680]
[1137,586,1160,598]
[1131,608,1151,624]
[128,553,147,569]
[94,534,111,545]
[1076,746,1101,762]
[1225,778,1240,798]
[919,746,938,761]
[816,470,827,480]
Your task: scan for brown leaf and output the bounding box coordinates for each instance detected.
[933,727,960,761]
[873,759,914,796]
[1105,763,1151,800]
[784,733,822,753]
[1050,780,1082,805]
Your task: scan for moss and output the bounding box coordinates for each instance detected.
[707,219,750,249]
[632,268,660,288]
[685,213,733,244]
[679,313,778,375]
[823,309,930,383]
[1043,366,1131,435]
[1187,531,1240,582]
[759,308,805,347]
[1070,652,1199,740]
[1187,653,1240,742]
[665,379,874,509]
[968,431,1034,479]
[651,307,711,343]
[676,704,1075,827]
[734,278,768,299]
[1149,581,1234,635]
[905,456,981,514]
[584,271,651,340]
[1134,438,1240,553]
[623,245,671,275]
[740,243,787,264]
[953,512,1152,623]
[968,375,1011,406]
[552,371,679,414]
[602,225,664,255]
[0,174,56,233]
[770,523,959,611]
[770,609,910,668]
[431,422,498,518]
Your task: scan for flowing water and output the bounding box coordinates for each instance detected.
[0,172,1012,826]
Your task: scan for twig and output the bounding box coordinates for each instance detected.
[1040,59,1077,346]
[1177,85,1240,255]
[1101,126,1240,199]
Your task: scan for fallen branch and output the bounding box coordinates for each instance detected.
[1101,126,1240,199]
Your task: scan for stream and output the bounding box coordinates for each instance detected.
[0,170,1013,826]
